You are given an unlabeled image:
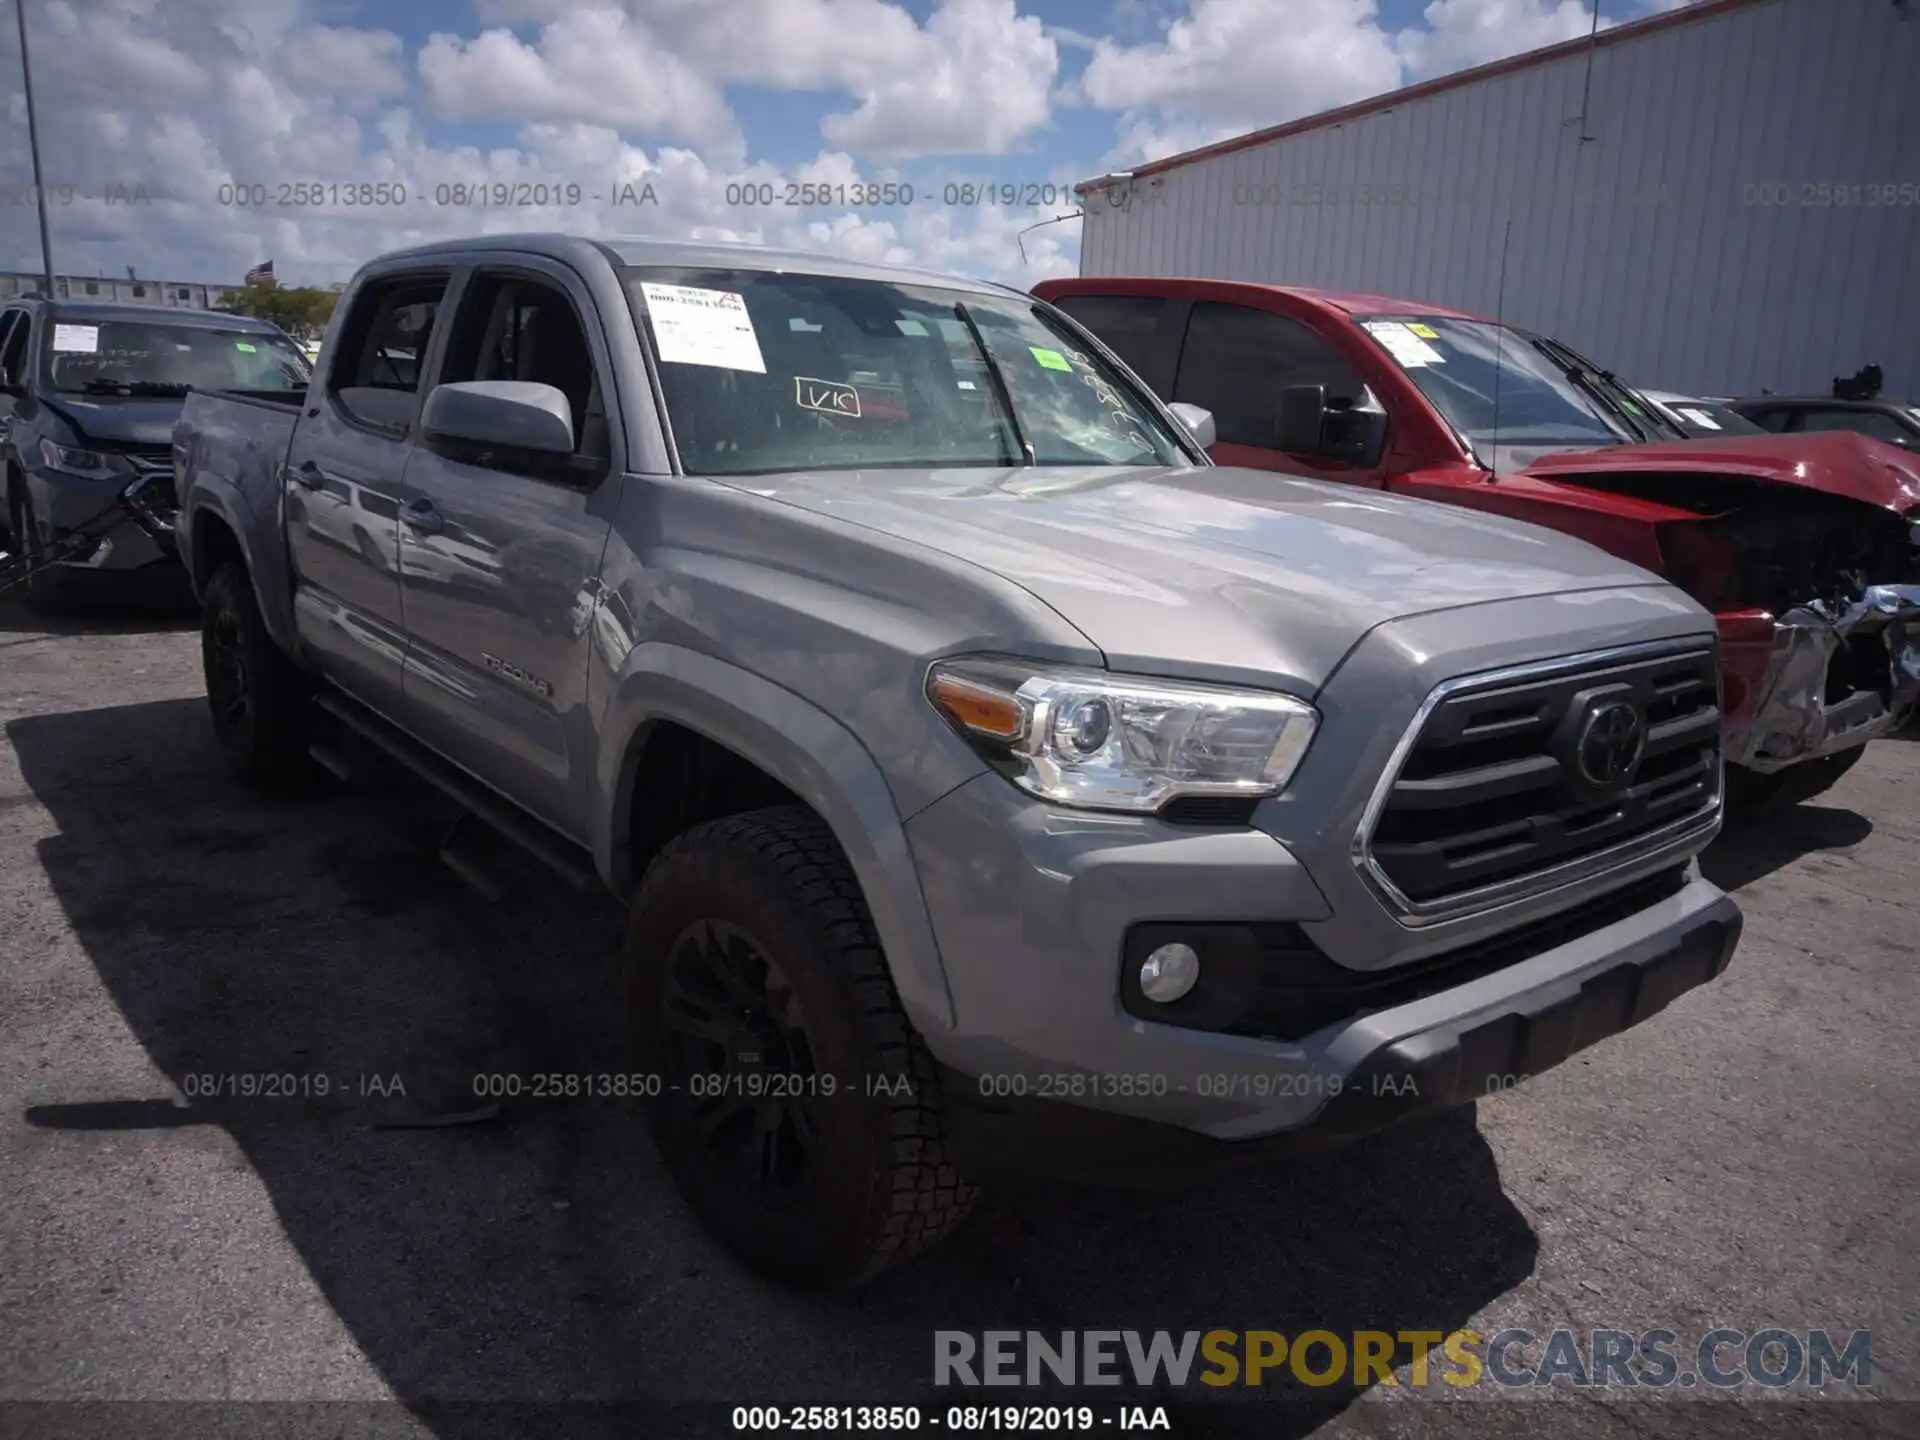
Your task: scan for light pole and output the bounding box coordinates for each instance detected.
[13,0,56,297]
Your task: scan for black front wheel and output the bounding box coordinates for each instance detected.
[200,563,314,785]
[627,806,977,1289]
[8,485,63,613]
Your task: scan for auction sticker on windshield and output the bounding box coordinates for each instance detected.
[1030,346,1074,372]
[1363,321,1442,367]
[640,283,766,373]
[52,324,99,353]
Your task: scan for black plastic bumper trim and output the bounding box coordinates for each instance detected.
[945,894,1742,1188]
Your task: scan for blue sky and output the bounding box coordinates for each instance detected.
[0,0,1688,286]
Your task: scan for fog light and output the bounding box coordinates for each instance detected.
[1139,942,1200,1002]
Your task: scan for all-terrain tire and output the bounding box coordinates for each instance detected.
[627,805,977,1289]
[200,562,314,786]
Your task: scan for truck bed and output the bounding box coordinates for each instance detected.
[173,388,306,581]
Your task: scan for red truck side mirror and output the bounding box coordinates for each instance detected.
[1275,384,1388,466]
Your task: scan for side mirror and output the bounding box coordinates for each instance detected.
[420,381,575,470]
[1321,401,1390,465]
[1274,384,1329,453]
[1166,402,1216,451]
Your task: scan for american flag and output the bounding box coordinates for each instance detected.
[243,259,275,287]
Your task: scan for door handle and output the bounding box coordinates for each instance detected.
[401,498,444,535]
[290,460,325,491]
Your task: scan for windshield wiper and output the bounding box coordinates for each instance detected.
[78,378,193,397]
[1526,340,1673,443]
[951,302,1034,466]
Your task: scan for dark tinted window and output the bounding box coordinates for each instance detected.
[0,311,30,386]
[1797,408,1915,446]
[1048,294,1167,386]
[1742,406,1793,432]
[1173,301,1366,448]
[440,273,605,457]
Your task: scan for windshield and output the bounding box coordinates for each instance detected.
[1642,395,1767,437]
[41,318,311,396]
[1356,315,1646,461]
[625,267,1194,476]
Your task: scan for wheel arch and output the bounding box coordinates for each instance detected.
[595,642,957,1036]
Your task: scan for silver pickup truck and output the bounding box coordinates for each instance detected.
[173,233,1742,1290]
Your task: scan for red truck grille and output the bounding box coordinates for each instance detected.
[1357,642,1722,919]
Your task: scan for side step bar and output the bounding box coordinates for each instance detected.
[313,687,601,893]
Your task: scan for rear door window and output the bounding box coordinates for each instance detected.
[330,275,449,432]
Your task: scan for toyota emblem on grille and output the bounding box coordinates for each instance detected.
[1576,701,1646,787]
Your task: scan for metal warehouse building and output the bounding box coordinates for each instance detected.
[1073,0,1919,398]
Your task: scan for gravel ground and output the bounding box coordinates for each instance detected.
[1,592,1916,1440]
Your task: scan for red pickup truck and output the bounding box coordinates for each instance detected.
[1033,276,1920,809]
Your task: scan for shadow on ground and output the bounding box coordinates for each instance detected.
[1700,803,1874,894]
[0,590,196,641]
[8,697,1539,1440]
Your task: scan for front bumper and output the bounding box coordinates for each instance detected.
[1719,587,1920,772]
[944,879,1740,1186]
[24,462,180,574]
[905,770,1740,1151]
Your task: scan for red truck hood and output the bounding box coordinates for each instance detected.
[1519,431,1920,515]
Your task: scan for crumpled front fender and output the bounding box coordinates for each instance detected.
[1725,584,1920,772]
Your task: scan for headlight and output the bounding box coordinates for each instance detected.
[39,439,126,479]
[927,657,1319,813]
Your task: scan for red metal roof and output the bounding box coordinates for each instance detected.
[1073,0,1768,194]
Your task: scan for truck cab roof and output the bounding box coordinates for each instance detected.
[1033,275,1488,322]
[365,231,1024,301]
[9,297,283,332]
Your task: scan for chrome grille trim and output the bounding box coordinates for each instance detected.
[1352,638,1724,929]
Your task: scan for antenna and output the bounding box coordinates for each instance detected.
[1568,0,1602,142]
[1017,210,1085,266]
[1485,216,1513,478]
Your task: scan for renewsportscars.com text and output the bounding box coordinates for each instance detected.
[933,1328,1872,1390]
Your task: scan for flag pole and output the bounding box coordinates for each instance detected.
[13,0,57,298]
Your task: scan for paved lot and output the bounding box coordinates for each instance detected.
[1,592,1916,1440]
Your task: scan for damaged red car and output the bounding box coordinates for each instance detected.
[1033,277,1920,809]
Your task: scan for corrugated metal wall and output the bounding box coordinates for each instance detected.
[1079,0,1920,398]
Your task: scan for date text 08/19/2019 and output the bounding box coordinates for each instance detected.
[214,181,663,209]
[731,1405,1172,1431]
[972,1070,1430,1102]
[722,182,1072,209]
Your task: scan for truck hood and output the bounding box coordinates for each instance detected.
[40,395,185,448]
[741,464,1683,693]
[1520,430,1920,514]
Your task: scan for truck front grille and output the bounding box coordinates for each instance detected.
[1357,642,1721,920]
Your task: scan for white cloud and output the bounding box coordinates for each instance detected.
[0,0,1676,292]
[1396,0,1606,80]
[1079,0,1403,128]
[1074,0,1641,175]
[417,12,739,155]
[422,0,1058,161]
[821,0,1058,157]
